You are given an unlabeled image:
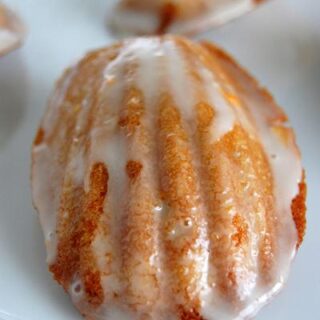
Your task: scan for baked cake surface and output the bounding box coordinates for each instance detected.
[32,36,306,320]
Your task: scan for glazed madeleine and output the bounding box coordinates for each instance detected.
[0,2,24,56]
[32,36,306,320]
[111,0,266,35]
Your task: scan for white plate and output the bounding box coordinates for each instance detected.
[0,0,319,319]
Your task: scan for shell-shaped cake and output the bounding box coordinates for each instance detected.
[0,2,24,56]
[111,0,267,35]
[32,36,306,320]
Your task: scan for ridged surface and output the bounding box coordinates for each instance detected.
[0,2,24,56]
[111,0,266,35]
[32,36,306,320]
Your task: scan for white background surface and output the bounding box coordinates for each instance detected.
[0,0,319,319]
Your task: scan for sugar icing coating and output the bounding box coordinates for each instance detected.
[111,0,265,35]
[31,36,306,320]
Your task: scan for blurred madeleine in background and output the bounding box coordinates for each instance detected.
[110,0,267,35]
[0,2,25,56]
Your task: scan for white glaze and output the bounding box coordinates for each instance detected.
[163,40,197,120]
[199,66,236,142]
[32,143,60,264]
[32,66,79,264]
[32,37,303,320]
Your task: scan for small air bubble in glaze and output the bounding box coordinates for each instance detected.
[153,203,163,214]
[71,279,83,297]
[105,74,116,84]
[47,231,55,241]
[253,192,260,198]
[74,284,82,294]
[184,218,192,228]
[154,51,164,57]
[129,96,140,105]
[234,151,241,158]
[191,206,198,213]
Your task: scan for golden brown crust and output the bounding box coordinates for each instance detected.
[79,162,109,306]
[119,76,160,310]
[119,87,144,132]
[178,306,204,320]
[33,127,45,146]
[48,51,110,290]
[45,47,123,301]
[49,186,85,285]
[126,160,143,180]
[200,41,307,250]
[291,174,307,247]
[158,94,205,310]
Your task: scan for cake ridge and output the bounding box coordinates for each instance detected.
[50,50,116,299]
